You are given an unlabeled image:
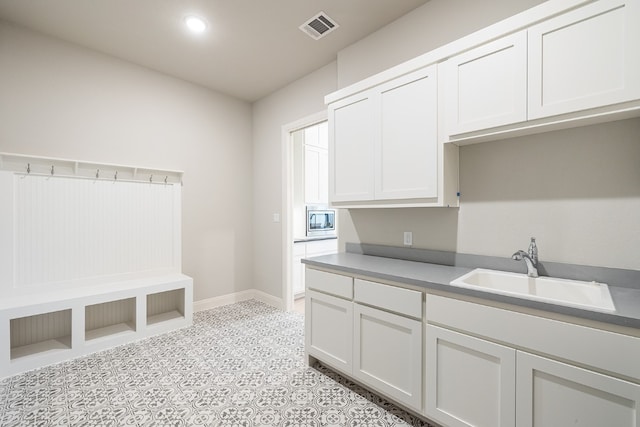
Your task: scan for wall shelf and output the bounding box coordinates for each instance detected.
[0,152,184,184]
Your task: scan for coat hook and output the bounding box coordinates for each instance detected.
[96,169,100,179]
[51,165,55,176]
[27,163,31,174]
[164,176,168,184]
[149,174,153,183]
[114,171,118,181]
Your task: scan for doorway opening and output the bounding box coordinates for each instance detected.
[281,111,337,314]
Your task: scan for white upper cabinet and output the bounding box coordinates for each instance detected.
[329,91,375,202]
[326,0,640,194]
[445,31,528,135]
[328,65,456,207]
[376,67,438,200]
[304,145,328,205]
[302,122,329,205]
[528,0,640,120]
[442,0,640,140]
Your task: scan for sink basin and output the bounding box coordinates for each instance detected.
[450,269,615,312]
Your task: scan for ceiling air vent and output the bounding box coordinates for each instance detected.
[299,12,339,40]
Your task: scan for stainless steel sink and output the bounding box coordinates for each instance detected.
[450,268,615,312]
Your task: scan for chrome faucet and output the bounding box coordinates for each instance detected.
[512,237,538,277]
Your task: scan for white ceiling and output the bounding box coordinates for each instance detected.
[0,0,429,102]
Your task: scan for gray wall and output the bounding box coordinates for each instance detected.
[2,0,637,308]
[251,63,337,299]
[339,119,640,270]
[337,0,544,88]
[0,21,254,301]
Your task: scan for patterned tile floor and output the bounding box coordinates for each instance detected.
[0,300,435,426]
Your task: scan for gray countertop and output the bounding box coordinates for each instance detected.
[302,252,640,329]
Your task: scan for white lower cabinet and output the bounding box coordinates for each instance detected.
[305,267,423,412]
[307,270,640,427]
[305,289,353,375]
[292,243,306,296]
[516,351,640,427]
[293,239,338,296]
[426,294,640,427]
[425,325,516,427]
[354,303,423,412]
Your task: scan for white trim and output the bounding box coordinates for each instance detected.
[281,111,329,313]
[193,289,284,312]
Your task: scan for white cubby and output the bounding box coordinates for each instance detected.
[85,297,136,341]
[1,275,193,379]
[147,288,185,326]
[0,153,190,379]
[10,309,72,361]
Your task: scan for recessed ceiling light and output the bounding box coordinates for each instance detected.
[185,16,207,33]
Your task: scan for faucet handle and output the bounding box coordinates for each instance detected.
[528,237,538,264]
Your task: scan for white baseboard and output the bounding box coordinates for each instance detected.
[193,289,284,312]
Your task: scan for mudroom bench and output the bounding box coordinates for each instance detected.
[0,274,193,379]
[0,153,192,379]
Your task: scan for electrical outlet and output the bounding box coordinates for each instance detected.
[403,231,413,246]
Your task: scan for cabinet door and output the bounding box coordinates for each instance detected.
[329,91,375,202]
[292,243,306,295]
[305,290,353,374]
[425,325,516,427]
[516,351,640,427]
[304,145,328,205]
[445,31,527,135]
[375,65,438,200]
[353,303,422,411]
[528,0,640,119]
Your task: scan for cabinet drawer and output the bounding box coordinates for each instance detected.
[305,239,338,256]
[354,279,422,319]
[306,268,352,300]
[426,294,640,382]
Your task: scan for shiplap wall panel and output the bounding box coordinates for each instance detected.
[12,175,178,288]
[85,298,136,332]
[0,174,13,288]
[10,309,72,349]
